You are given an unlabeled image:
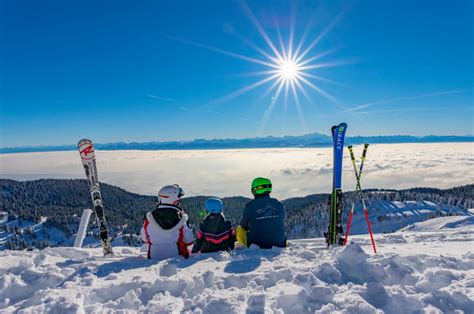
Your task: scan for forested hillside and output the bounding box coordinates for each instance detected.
[1,179,472,250]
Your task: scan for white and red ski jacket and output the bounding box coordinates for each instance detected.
[141,204,194,260]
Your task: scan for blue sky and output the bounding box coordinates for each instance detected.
[0,0,472,147]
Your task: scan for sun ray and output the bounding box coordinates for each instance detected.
[261,78,286,130]
[259,76,284,100]
[299,57,360,71]
[298,46,341,67]
[297,74,345,110]
[288,3,296,60]
[182,8,351,131]
[240,1,283,60]
[290,79,306,130]
[293,77,312,105]
[169,35,280,69]
[238,70,281,77]
[232,30,280,64]
[293,18,314,59]
[209,73,280,106]
[298,72,347,86]
[295,12,344,64]
[274,16,288,60]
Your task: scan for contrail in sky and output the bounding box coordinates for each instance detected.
[147,94,175,102]
[346,89,471,112]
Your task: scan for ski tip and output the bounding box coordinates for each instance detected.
[332,123,348,134]
[78,138,92,146]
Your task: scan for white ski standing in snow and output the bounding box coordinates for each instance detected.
[74,208,93,248]
[78,139,113,256]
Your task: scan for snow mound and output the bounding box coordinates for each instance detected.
[347,199,470,236]
[401,215,474,232]
[1,229,473,313]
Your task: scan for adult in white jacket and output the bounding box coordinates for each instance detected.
[141,184,194,259]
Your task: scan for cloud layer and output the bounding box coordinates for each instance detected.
[1,143,472,199]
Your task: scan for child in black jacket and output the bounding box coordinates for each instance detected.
[192,198,235,254]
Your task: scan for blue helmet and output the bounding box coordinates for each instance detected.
[205,198,223,214]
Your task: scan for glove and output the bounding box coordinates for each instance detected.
[236,225,248,247]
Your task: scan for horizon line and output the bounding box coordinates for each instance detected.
[1,132,473,153]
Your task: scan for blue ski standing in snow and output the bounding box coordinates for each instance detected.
[325,123,348,246]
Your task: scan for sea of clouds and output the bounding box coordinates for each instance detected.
[1,143,473,199]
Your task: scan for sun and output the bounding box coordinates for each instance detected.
[278,59,300,80]
[176,3,353,130]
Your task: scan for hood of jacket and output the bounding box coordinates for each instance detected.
[147,210,188,233]
[149,204,188,230]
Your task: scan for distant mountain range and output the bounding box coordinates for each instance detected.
[1,133,473,154]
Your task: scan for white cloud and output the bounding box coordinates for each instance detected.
[0,143,472,199]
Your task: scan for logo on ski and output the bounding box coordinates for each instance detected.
[335,125,346,150]
[79,142,95,160]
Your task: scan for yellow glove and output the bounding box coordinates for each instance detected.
[236,225,248,247]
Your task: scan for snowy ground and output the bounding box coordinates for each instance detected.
[0,216,473,313]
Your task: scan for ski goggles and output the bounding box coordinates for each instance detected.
[252,184,272,193]
[175,184,185,198]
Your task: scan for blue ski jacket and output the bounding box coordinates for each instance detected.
[239,194,287,248]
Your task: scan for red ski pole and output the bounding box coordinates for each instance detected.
[344,204,354,245]
[345,144,377,253]
[359,144,377,253]
[362,199,377,253]
[345,145,366,245]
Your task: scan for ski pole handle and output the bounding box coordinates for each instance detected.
[348,145,356,161]
[348,145,360,190]
[358,144,369,182]
[361,143,369,161]
[348,146,359,180]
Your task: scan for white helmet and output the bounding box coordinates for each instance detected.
[158,184,185,205]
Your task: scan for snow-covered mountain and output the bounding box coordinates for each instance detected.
[0,215,68,250]
[1,180,472,251]
[347,199,470,235]
[1,215,472,312]
[1,134,473,153]
[0,216,142,251]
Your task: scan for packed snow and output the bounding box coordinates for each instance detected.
[1,216,473,313]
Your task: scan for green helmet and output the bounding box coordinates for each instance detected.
[251,177,272,196]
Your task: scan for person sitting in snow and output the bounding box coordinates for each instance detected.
[141,184,194,259]
[191,198,236,254]
[237,177,287,249]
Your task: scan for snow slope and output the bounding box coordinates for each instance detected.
[348,199,471,235]
[0,218,68,250]
[401,215,474,232]
[0,218,473,313]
